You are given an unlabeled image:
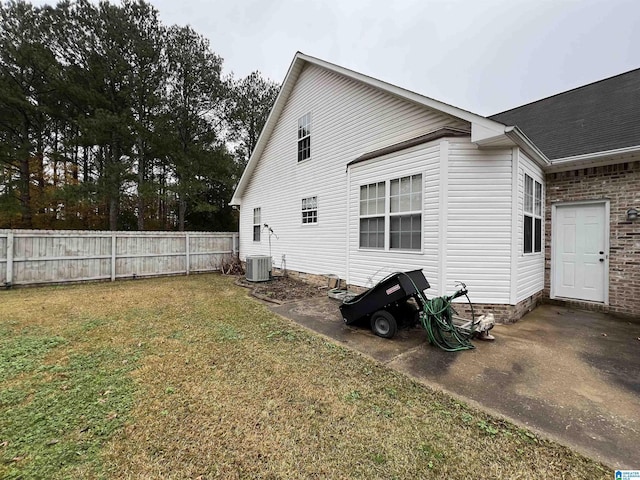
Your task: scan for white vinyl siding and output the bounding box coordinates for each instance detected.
[446,140,513,304]
[516,150,545,301]
[239,63,467,277]
[239,63,543,307]
[349,142,441,294]
[349,138,516,304]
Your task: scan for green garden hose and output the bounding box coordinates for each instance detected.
[419,295,475,352]
[401,273,476,352]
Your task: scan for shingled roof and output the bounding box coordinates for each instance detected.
[490,68,640,160]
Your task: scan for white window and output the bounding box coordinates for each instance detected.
[390,175,422,250]
[302,196,318,224]
[359,182,385,248]
[359,174,422,251]
[253,208,261,242]
[297,113,311,162]
[524,174,543,253]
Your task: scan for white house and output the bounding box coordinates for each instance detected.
[231,52,640,322]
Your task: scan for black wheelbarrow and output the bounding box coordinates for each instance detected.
[339,269,429,338]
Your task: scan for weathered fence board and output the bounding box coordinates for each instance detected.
[0,230,238,287]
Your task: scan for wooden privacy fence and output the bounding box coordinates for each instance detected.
[0,230,238,287]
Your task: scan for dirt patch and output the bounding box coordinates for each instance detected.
[239,275,327,302]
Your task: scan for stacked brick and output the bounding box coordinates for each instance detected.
[545,160,640,319]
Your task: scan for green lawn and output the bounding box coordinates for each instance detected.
[0,274,611,479]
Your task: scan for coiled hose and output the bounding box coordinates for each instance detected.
[419,295,475,352]
[402,273,476,352]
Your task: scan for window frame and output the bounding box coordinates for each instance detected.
[389,174,423,251]
[523,173,543,254]
[301,196,318,225]
[358,174,424,253]
[359,181,386,250]
[297,112,311,162]
[253,207,261,242]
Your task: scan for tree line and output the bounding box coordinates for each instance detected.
[0,0,279,231]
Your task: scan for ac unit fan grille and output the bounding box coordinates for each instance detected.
[246,256,271,282]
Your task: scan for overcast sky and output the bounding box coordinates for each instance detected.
[37,0,640,116]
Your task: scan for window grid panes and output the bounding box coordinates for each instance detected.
[524,175,533,213]
[359,217,385,249]
[359,182,385,249]
[389,174,422,250]
[253,208,261,242]
[535,182,542,216]
[390,174,421,213]
[360,182,385,217]
[297,113,311,162]
[302,196,318,224]
[523,174,542,254]
[358,175,422,251]
[390,214,422,250]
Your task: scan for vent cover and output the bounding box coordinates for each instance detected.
[246,255,271,282]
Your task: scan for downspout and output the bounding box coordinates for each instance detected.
[345,166,351,286]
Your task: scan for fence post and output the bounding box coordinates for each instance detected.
[233,233,239,257]
[185,233,190,275]
[111,233,117,281]
[6,232,13,286]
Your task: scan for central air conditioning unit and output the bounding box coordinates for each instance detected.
[246,255,271,282]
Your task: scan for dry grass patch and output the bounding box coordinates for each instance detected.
[0,274,611,479]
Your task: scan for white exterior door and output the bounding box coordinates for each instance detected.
[553,203,607,302]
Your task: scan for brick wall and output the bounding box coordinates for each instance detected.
[452,291,544,324]
[545,160,640,319]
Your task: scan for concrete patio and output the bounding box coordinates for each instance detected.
[270,298,640,469]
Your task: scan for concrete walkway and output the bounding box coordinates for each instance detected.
[270,298,640,469]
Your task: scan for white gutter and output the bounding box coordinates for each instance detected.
[546,144,640,172]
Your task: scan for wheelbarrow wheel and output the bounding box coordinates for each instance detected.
[370,310,397,339]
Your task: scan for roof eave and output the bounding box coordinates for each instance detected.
[546,144,640,172]
[348,127,470,167]
[504,126,550,167]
